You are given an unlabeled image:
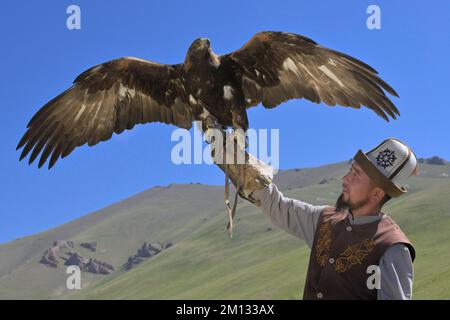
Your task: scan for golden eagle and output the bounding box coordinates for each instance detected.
[17,31,399,169]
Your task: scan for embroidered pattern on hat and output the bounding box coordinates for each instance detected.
[376,149,397,169]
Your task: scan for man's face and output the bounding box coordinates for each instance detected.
[336,162,375,211]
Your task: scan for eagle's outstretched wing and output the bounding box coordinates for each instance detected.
[221,31,399,121]
[17,57,193,169]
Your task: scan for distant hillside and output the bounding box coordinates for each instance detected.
[418,156,447,166]
[0,160,449,299]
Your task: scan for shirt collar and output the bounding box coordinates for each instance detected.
[347,209,385,225]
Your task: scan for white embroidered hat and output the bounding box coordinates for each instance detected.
[353,138,419,197]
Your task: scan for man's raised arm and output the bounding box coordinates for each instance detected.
[252,183,331,248]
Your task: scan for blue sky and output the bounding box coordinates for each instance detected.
[1,0,449,244]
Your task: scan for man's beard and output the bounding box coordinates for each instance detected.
[335,193,367,212]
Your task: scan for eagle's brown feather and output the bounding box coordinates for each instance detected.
[17,57,193,168]
[222,31,398,119]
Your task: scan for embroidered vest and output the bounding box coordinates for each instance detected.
[303,210,415,300]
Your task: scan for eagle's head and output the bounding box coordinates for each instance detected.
[184,38,220,70]
[189,38,211,52]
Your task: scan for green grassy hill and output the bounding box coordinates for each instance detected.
[1,160,449,299]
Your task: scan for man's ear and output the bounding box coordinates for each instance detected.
[371,186,385,203]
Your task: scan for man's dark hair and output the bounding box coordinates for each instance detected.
[379,193,391,208]
[369,179,391,209]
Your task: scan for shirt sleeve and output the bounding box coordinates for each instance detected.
[252,183,329,248]
[377,243,414,300]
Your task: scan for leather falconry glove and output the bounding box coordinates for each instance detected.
[208,129,273,237]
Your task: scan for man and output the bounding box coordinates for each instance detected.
[220,137,419,300]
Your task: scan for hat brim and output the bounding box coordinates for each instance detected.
[354,150,406,198]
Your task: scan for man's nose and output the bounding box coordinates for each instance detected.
[342,172,350,184]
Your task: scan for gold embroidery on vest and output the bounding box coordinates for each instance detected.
[334,239,376,273]
[315,221,332,267]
